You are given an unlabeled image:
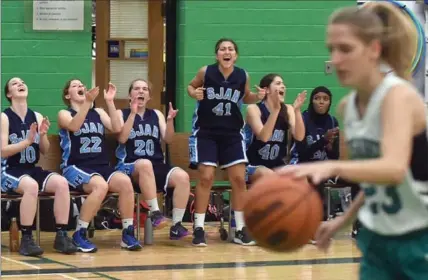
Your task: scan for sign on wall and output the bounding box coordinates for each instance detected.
[33,0,84,31]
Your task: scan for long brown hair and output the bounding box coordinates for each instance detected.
[259,73,288,125]
[329,2,416,81]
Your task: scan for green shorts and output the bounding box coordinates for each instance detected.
[357,227,428,280]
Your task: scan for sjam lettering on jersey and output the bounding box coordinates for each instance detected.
[206,87,240,103]
[129,124,159,140]
[9,130,40,144]
[270,129,285,142]
[74,122,104,136]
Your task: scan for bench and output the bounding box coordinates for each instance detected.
[2,134,163,246]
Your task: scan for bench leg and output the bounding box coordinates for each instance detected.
[36,199,41,246]
[228,192,233,243]
[136,193,141,241]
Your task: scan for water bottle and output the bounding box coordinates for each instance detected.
[9,218,19,252]
[144,211,153,245]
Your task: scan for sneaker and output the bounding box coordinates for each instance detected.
[19,235,44,256]
[192,227,207,247]
[233,227,256,246]
[72,228,97,253]
[309,239,317,245]
[54,231,77,254]
[121,225,142,251]
[151,211,168,229]
[170,222,189,240]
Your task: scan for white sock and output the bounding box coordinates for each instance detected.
[172,208,185,225]
[122,218,134,229]
[145,198,160,212]
[234,211,245,231]
[76,219,89,231]
[194,213,205,229]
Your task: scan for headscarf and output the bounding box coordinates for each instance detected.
[307,86,332,126]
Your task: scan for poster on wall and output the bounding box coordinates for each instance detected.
[33,0,84,31]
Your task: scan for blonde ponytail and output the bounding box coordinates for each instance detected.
[329,2,417,81]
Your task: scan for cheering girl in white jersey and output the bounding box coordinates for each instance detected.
[278,2,428,279]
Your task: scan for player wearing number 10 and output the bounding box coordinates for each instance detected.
[279,3,428,279]
[245,73,306,183]
[1,77,77,256]
[188,38,265,246]
[58,79,141,253]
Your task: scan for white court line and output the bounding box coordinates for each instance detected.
[1,256,40,269]
[2,274,78,279]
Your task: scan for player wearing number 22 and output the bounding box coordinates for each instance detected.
[245,73,306,183]
[58,79,142,253]
[279,3,428,279]
[1,77,77,256]
[188,38,265,246]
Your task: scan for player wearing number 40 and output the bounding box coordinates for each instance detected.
[244,73,306,184]
[1,77,77,256]
[58,79,142,253]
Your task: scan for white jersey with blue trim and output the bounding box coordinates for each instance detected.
[344,74,428,235]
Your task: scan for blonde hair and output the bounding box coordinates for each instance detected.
[329,2,417,81]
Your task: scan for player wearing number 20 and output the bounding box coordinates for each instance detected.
[188,38,265,247]
[1,77,77,256]
[58,79,141,253]
[244,73,306,183]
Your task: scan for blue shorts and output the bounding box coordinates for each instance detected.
[116,160,179,193]
[1,166,57,193]
[189,130,247,169]
[62,164,123,191]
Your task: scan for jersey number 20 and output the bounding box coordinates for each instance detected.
[364,186,402,215]
[134,139,154,157]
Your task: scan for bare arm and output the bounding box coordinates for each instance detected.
[246,104,279,142]
[287,105,305,141]
[333,85,424,185]
[1,113,31,158]
[105,100,122,133]
[57,102,92,132]
[117,110,135,144]
[35,112,50,155]
[242,72,260,104]
[187,66,206,99]
[155,109,174,144]
[95,108,115,133]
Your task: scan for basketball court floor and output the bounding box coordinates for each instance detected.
[1,222,361,279]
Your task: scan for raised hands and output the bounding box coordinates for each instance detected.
[104,82,117,102]
[26,122,38,144]
[167,102,179,120]
[85,86,100,102]
[39,117,51,136]
[255,85,266,100]
[130,96,139,114]
[293,90,307,110]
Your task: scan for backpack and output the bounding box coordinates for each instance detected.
[183,192,222,222]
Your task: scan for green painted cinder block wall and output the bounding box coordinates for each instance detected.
[1,0,93,134]
[175,0,354,132]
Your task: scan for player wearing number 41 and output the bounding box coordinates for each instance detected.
[188,38,265,247]
[244,73,306,183]
[58,79,142,253]
[278,2,428,279]
[1,77,77,256]
[115,79,191,240]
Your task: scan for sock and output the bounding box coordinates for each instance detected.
[55,224,67,232]
[234,211,245,231]
[145,198,160,212]
[172,208,185,225]
[76,219,89,231]
[194,213,205,229]
[21,225,32,236]
[122,218,133,229]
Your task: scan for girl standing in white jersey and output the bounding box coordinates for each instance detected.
[278,2,428,279]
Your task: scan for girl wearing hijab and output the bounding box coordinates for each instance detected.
[289,86,339,164]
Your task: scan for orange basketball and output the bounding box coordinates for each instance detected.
[243,174,323,252]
